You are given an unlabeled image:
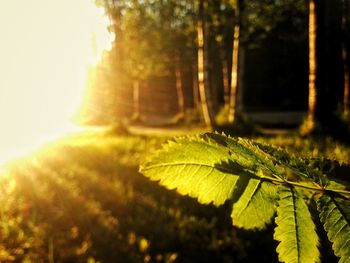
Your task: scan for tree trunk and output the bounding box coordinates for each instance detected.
[132,79,140,120]
[303,0,347,139]
[228,23,240,123]
[175,57,185,119]
[304,0,317,133]
[228,0,243,124]
[197,0,214,127]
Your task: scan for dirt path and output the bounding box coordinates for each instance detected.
[127,125,209,136]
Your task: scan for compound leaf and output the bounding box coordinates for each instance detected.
[140,132,350,262]
[274,187,319,263]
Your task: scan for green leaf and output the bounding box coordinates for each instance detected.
[140,132,350,262]
[317,195,350,263]
[274,187,319,263]
[204,133,284,177]
[140,136,242,206]
[231,180,277,230]
[254,142,328,186]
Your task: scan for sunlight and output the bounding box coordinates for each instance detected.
[0,0,114,165]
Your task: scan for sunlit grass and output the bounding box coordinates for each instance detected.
[256,135,350,162]
[0,131,349,262]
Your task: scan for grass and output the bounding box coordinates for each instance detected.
[0,130,348,262]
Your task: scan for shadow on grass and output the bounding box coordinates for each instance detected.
[0,133,279,262]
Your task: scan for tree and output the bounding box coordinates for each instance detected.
[303,0,348,138]
[224,0,306,125]
[119,0,176,121]
[228,0,242,124]
[304,0,317,132]
[197,0,215,127]
[98,0,325,131]
[155,0,197,120]
[100,0,198,123]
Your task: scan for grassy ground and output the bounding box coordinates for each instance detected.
[0,130,348,262]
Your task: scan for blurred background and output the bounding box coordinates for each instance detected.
[0,0,350,262]
[81,0,349,135]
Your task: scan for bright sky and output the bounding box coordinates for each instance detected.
[0,0,114,165]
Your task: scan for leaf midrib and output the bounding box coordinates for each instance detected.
[291,189,301,263]
[141,162,235,174]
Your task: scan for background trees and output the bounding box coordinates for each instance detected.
[85,0,350,136]
[303,0,350,139]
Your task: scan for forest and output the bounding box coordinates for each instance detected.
[85,0,349,135]
[1,0,350,262]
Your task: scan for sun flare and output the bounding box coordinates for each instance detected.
[0,0,114,165]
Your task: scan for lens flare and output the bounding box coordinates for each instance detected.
[0,0,114,165]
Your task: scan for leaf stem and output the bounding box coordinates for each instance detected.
[325,188,350,196]
[261,174,322,191]
[260,174,350,196]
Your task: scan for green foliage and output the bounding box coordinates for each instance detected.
[231,180,276,230]
[245,0,307,43]
[140,136,240,206]
[317,195,350,263]
[140,132,350,263]
[119,0,195,78]
[274,187,319,263]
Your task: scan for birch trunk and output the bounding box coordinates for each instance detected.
[197,0,214,127]
[305,0,317,132]
[228,23,240,123]
[228,0,243,124]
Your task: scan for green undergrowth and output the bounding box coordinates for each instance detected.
[256,135,350,163]
[0,131,349,262]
